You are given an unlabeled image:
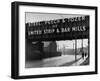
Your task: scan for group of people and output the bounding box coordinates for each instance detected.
[82,52,87,59]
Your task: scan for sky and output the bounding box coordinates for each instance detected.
[25,12,86,23]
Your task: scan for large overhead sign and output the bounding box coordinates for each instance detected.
[26,16,89,41]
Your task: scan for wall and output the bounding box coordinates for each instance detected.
[0,0,99,81]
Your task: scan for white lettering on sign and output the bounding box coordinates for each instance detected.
[61,27,70,32]
[72,26,86,31]
[43,29,55,34]
[28,30,42,35]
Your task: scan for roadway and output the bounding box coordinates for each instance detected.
[25,54,88,68]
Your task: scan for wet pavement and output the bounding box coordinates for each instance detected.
[25,54,88,68]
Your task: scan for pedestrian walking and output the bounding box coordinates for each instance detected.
[82,52,84,59]
[84,52,86,57]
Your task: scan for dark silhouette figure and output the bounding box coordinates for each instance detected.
[82,52,84,59]
[84,52,87,57]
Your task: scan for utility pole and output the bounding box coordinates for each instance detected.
[75,39,77,65]
[82,39,83,53]
[63,45,65,56]
[73,40,75,55]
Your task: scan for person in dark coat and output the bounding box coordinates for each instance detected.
[84,52,87,57]
[82,52,84,59]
